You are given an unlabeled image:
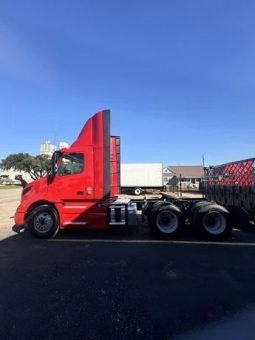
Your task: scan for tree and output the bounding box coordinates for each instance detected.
[0,153,51,180]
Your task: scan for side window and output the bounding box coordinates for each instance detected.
[57,153,84,176]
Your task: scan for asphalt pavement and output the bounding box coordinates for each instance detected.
[1,188,255,339]
[1,226,255,339]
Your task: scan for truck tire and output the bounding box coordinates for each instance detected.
[134,188,143,196]
[188,201,211,224]
[26,204,59,239]
[146,201,168,224]
[192,204,232,240]
[150,205,183,238]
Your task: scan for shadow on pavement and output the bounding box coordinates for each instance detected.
[1,226,255,339]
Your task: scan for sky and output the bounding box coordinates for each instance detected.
[0,0,255,166]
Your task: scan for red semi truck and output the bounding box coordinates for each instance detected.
[14,110,254,240]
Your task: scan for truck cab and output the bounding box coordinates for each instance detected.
[15,110,135,238]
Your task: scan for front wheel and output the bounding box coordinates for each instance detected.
[26,204,59,238]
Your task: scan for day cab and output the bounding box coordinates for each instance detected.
[14,110,135,238]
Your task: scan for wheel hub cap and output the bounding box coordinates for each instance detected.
[34,212,53,233]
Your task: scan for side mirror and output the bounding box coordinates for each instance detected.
[50,151,62,177]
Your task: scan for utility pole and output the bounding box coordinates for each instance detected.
[202,154,205,169]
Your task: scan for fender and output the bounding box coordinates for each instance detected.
[198,204,230,215]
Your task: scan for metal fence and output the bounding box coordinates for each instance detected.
[204,158,255,186]
[203,157,255,214]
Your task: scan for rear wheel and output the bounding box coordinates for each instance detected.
[188,201,211,224]
[26,204,59,238]
[193,204,232,240]
[147,201,167,225]
[150,205,183,238]
[134,188,143,196]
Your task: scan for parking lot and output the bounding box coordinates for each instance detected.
[1,188,255,339]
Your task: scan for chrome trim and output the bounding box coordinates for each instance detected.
[63,206,87,209]
[63,222,87,225]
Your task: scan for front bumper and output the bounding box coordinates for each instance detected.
[14,207,26,226]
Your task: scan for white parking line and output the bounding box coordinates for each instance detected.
[49,238,255,246]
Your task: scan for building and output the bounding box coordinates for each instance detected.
[163,165,204,189]
[163,167,177,186]
[40,141,69,157]
[40,141,56,157]
[59,142,69,150]
[0,168,32,184]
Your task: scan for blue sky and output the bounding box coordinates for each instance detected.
[0,0,254,166]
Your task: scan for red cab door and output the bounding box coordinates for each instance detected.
[49,149,104,228]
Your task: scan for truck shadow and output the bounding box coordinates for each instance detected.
[9,221,255,244]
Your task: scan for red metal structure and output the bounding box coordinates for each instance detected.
[205,158,255,187]
[204,158,255,217]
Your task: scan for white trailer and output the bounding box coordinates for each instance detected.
[120,163,163,195]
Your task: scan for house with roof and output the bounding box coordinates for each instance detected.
[163,165,204,189]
